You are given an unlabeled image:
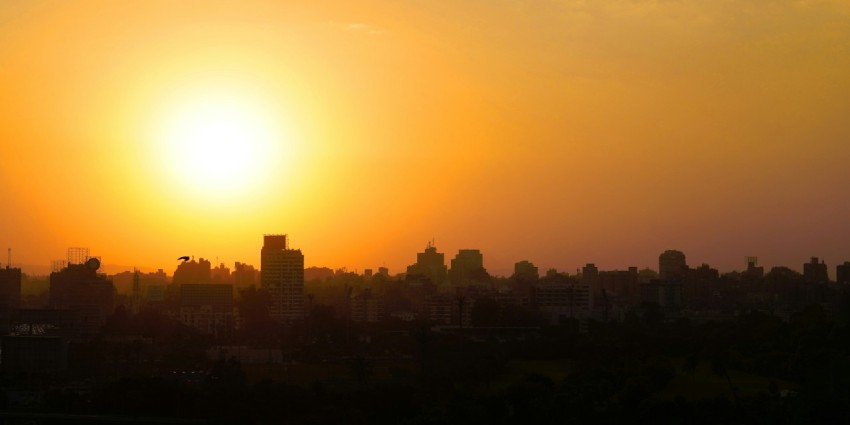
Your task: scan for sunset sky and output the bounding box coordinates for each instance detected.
[2,0,849,276]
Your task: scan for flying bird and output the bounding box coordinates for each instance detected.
[177,256,190,262]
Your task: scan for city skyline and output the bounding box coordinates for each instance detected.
[3,1,850,280]
[4,240,848,282]
[3,2,850,421]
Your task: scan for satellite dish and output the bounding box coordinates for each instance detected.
[85,257,101,271]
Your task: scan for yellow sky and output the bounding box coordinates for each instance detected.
[2,0,849,275]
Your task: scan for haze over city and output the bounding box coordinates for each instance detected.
[3,1,850,276]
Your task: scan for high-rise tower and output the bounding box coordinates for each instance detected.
[406,241,448,286]
[449,249,484,286]
[261,234,304,322]
[659,250,687,281]
[803,257,828,284]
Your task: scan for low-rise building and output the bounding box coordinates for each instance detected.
[532,281,593,324]
[179,284,234,336]
[350,288,385,323]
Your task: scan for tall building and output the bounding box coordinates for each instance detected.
[49,258,114,335]
[803,257,828,284]
[0,266,22,335]
[659,250,687,281]
[685,264,720,309]
[0,266,22,309]
[837,262,850,285]
[261,234,304,322]
[406,242,448,286]
[449,249,484,286]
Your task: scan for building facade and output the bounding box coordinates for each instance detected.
[178,284,234,335]
[261,234,304,322]
[837,261,850,285]
[532,281,593,324]
[0,266,22,309]
[350,288,385,323]
[49,261,114,335]
[641,280,683,309]
[449,249,484,286]
[659,250,688,281]
[406,242,448,286]
[803,257,829,284]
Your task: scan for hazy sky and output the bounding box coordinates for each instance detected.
[2,0,849,276]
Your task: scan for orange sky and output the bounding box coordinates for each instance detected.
[2,0,849,276]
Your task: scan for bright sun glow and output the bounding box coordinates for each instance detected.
[155,88,287,200]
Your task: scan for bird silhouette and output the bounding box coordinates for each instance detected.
[177,256,190,262]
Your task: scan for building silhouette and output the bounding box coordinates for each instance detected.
[178,283,234,335]
[659,250,688,281]
[0,265,22,309]
[232,261,259,288]
[449,249,483,286]
[49,258,114,335]
[406,242,448,286]
[581,263,599,286]
[641,280,683,309]
[173,257,212,285]
[350,288,384,323]
[261,234,304,322]
[533,278,593,324]
[744,257,764,279]
[109,269,167,300]
[803,257,828,284]
[514,260,539,281]
[211,263,231,283]
[422,294,454,324]
[598,267,640,305]
[837,261,850,285]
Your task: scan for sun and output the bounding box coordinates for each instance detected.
[154,87,287,200]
